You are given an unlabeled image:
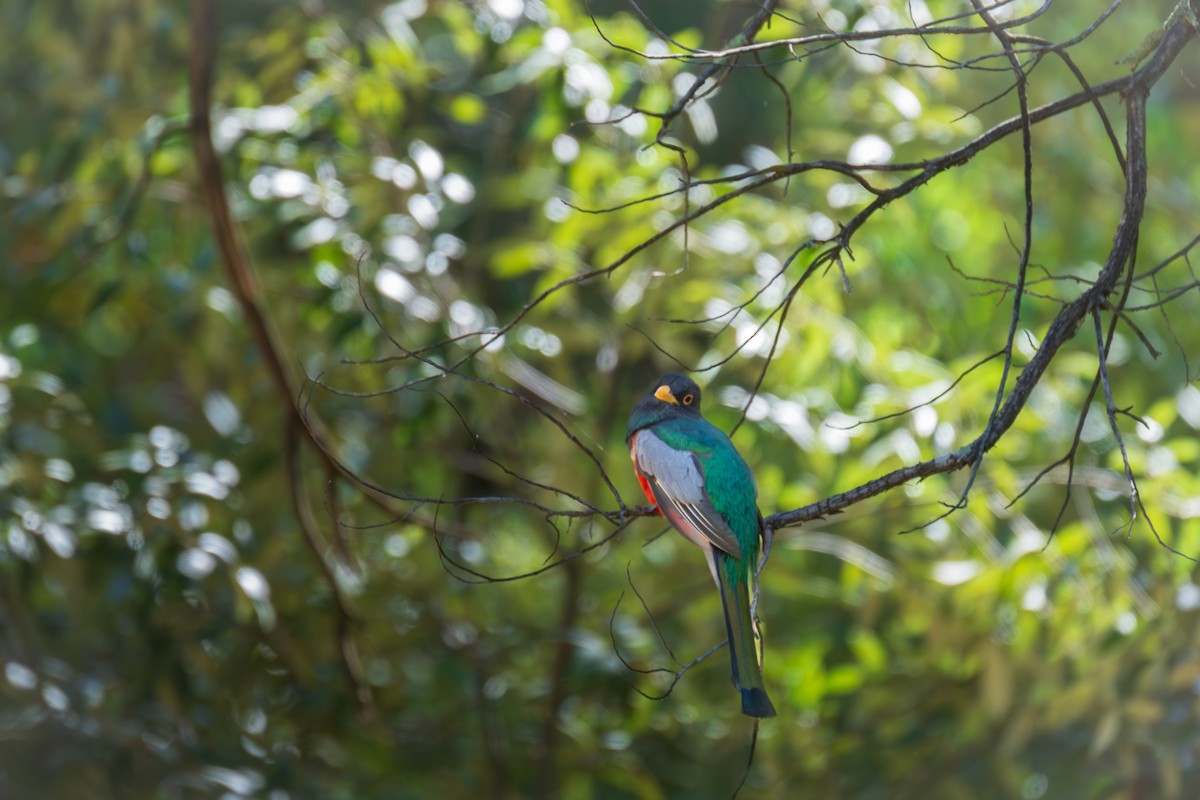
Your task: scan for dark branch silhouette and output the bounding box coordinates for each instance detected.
[317,3,1198,564]
[185,2,1199,750]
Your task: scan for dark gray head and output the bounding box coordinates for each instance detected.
[627,374,703,439]
[644,373,702,415]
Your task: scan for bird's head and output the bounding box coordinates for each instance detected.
[626,374,703,440]
[645,373,703,416]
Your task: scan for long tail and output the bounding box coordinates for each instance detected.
[713,550,776,718]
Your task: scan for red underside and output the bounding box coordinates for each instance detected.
[636,473,659,510]
[629,433,662,515]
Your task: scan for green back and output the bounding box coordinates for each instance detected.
[649,417,761,561]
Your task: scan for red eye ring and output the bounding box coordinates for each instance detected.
[682,393,695,405]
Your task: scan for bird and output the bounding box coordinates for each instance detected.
[626,373,776,718]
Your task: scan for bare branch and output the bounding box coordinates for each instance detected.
[768,19,1195,532]
[898,0,1038,533]
[608,588,724,701]
[834,349,1007,430]
[1091,309,1139,535]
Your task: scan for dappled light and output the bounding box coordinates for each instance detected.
[4,0,1200,797]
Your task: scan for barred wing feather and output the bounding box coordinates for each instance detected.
[632,430,743,559]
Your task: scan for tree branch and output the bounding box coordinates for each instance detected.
[767,18,1193,532]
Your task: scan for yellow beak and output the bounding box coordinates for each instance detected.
[654,385,678,405]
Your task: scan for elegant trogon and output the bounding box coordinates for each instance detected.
[626,374,776,718]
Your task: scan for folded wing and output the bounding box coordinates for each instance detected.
[632,430,742,560]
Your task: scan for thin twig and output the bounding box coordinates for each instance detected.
[768,22,1193,533]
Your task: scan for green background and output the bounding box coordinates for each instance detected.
[3,1,1200,797]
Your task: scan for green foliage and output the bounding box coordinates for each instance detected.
[4,1,1200,798]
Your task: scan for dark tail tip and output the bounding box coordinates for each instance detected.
[741,688,776,718]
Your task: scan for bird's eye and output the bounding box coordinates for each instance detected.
[682,393,695,406]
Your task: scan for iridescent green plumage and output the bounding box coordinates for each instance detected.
[627,374,775,718]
